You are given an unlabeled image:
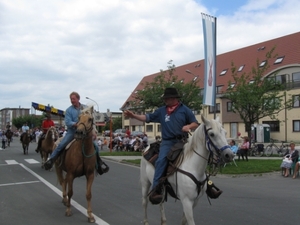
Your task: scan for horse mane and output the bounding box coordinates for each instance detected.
[183,118,220,159]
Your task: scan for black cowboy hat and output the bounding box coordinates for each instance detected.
[162,87,181,99]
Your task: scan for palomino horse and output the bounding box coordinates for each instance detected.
[55,106,97,223]
[5,130,13,147]
[40,126,58,169]
[140,115,234,225]
[21,131,31,155]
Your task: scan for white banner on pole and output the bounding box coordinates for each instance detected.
[202,13,216,106]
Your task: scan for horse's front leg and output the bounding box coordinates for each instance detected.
[86,172,95,223]
[181,197,195,225]
[65,174,74,217]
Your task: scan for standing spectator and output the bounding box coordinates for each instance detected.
[2,133,7,149]
[35,128,40,143]
[238,136,250,161]
[125,128,131,137]
[142,133,148,148]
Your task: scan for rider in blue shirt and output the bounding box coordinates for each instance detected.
[44,92,109,175]
[124,87,199,204]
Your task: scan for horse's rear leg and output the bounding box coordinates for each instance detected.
[141,179,151,225]
[86,173,95,223]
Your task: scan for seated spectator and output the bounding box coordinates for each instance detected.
[122,135,130,151]
[238,136,249,161]
[280,142,298,177]
[229,140,238,154]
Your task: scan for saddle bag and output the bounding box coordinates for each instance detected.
[167,141,185,162]
[143,142,160,165]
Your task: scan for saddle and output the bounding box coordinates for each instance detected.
[144,140,222,202]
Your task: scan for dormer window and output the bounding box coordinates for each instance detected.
[220,69,228,76]
[259,60,267,67]
[238,65,245,72]
[274,56,284,64]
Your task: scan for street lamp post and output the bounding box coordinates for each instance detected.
[185,70,199,82]
[86,97,99,112]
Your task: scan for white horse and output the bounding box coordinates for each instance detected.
[140,115,234,225]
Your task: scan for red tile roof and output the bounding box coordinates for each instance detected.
[122,31,300,108]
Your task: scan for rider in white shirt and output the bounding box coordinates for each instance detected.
[20,123,30,141]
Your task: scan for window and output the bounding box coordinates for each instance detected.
[292,72,300,88]
[263,97,280,110]
[293,120,300,132]
[200,89,204,96]
[220,69,227,76]
[227,102,233,112]
[157,124,161,132]
[216,85,223,94]
[259,60,266,67]
[146,125,153,132]
[238,65,245,72]
[275,74,286,84]
[274,56,284,64]
[262,121,280,132]
[209,103,220,114]
[293,95,300,108]
[228,83,235,89]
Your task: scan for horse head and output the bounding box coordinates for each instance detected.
[75,106,94,140]
[200,115,234,164]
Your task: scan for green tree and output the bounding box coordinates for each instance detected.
[102,116,122,132]
[13,115,44,129]
[130,60,202,112]
[224,47,293,138]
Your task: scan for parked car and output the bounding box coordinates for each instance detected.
[114,128,126,137]
[103,130,111,137]
[131,130,144,137]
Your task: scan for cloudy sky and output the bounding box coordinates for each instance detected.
[0,0,299,114]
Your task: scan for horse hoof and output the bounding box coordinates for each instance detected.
[88,217,95,223]
[65,211,72,217]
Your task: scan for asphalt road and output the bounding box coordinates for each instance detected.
[0,140,299,225]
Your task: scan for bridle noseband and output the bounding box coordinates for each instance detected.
[204,125,230,156]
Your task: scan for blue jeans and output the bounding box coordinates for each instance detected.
[50,131,75,159]
[152,139,178,188]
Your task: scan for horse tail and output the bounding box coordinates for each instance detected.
[55,164,64,186]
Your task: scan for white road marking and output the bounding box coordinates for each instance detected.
[19,163,110,225]
[0,180,40,187]
[5,160,18,165]
[24,159,40,164]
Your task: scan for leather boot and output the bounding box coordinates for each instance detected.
[44,154,59,170]
[149,184,164,205]
[96,155,109,175]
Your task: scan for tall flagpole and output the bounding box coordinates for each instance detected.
[201,13,217,119]
[213,16,217,119]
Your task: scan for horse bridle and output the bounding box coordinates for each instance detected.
[204,126,230,155]
[76,118,94,140]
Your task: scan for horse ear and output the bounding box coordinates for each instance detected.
[201,114,210,126]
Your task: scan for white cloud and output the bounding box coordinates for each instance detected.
[0,0,299,114]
